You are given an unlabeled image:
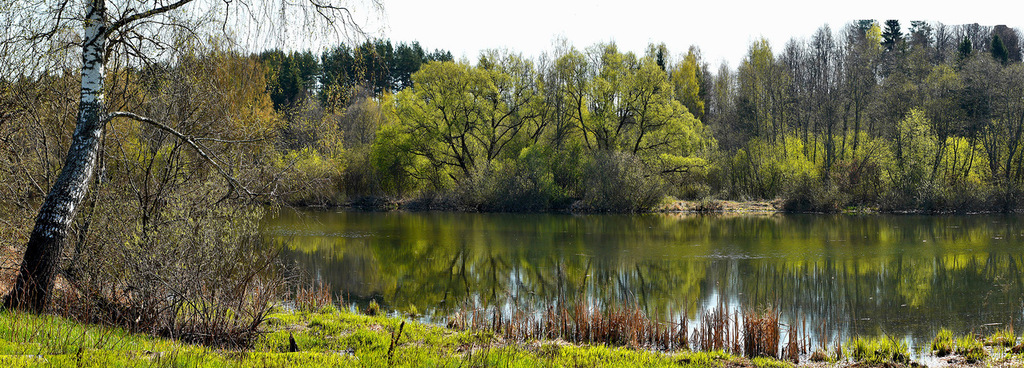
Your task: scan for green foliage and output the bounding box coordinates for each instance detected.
[932,328,954,356]
[455,147,572,212]
[893,109,938,188]
[959,37,974,60]
[848,335,909,365]
[575,151,665,213]
[271,111,348,205]
[368,45,710,212]
[986,327,1016,347]
[730,137,816,199]
[670,49,705,120]
[737,38,785,142]
[882,20,904,51]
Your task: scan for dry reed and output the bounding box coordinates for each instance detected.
[742,308,780,358]
[451,301,803,358]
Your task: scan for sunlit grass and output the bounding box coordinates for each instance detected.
[931,328,953,356]
[847,335,909,365]
[955,334,987,363]
[986,326,1016,347]
[1,307,789,367]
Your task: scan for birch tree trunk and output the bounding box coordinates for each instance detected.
[5,0,107,311]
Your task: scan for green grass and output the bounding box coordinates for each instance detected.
[955,335,987,363]
[847,335,909,365]
[986,327,1016,347]
[931,328,953,356]
[0,307,787,367]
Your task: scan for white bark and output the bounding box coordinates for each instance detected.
[6,0,108,310]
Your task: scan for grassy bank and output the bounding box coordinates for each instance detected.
[0,307,776,367]
[6,306,1024,367]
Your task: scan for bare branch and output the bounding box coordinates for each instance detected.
[104,111,256,199]
[193,137,265,144]
[107,0,197,37]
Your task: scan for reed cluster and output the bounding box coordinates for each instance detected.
[294,281,336,313]
[448,302,689,350]
[742,308,780,359]
[447,301,813,361]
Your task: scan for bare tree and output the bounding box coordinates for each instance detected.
[3,0,379,311]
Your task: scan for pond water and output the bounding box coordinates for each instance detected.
[262,210,1024,349]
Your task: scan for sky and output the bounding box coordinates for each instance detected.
[359,0,1023,67]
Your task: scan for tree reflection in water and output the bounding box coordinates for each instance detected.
[263,211,1024,346]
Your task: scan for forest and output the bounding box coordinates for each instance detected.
[251,21,1024,213]
[6,20,1024,222]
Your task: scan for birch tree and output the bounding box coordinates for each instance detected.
[2,0,378,311]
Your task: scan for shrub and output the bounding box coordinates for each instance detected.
[779,175,847,213]
[65,196,283,348]
[453,148,569,212]
[574,151,665,213]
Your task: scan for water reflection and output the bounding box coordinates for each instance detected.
[262,211,1024,346]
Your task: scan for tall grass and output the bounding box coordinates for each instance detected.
[848,335,909,365]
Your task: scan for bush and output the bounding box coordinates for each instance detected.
[574,151,666,213]
[65,191,283,348]
[453,147,571,212]
[879,180,1001,213]
[779,176,847,213]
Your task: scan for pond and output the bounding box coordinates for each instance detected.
[262,210,1024,349]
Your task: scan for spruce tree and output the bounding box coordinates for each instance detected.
[882,20,903,51]
[959,37,973,61]
[992,33,1010,64]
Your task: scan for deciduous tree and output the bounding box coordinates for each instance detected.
[3,0,377,311]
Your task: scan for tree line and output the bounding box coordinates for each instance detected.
[259,21,1024,213]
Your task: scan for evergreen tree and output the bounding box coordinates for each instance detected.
[992,33,1010,64]
[959,37,973,61]
[882,19,903,51]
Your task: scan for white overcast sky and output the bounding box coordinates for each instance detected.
[360,0,1022,67]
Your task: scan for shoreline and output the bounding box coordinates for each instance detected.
[302,196,1024,216]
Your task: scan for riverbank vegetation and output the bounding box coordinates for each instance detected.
[5,294,1024,367]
